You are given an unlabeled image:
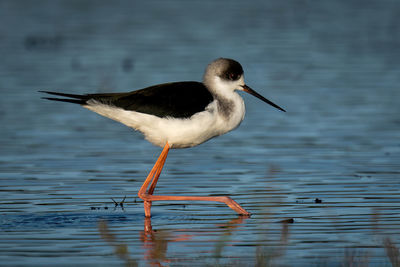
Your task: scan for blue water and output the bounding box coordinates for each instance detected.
[1,0,400,266]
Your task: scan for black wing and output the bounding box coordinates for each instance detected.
[40,81,214,118]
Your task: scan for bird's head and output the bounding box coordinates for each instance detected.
[203,58,286,112]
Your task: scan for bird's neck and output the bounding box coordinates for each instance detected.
[203,76,244,119]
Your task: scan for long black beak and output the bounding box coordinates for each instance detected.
[242,85,286,112]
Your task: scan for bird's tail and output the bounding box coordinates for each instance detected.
[39,91,89,105]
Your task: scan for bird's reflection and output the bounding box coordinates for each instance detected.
[140,216,247,266]
[98,215,248,266]
[98,220,137,267]
[140,217,176,265]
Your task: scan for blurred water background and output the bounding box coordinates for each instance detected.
[1,0,400,266]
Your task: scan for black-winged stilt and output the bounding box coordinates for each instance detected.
[41,58,285,217]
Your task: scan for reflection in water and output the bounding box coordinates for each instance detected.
[98,220,137,267]
[384,238,400,267]
[141,217,178,266]
[212,216,248,261]
[255,219,291,266]
[98,216,252,266]
[98,216,294,266]
[140,216,248,266]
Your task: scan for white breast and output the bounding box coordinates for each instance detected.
[84,95,245,149]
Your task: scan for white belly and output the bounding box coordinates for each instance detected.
[84,99,245,148]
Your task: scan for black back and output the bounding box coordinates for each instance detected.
[41,81,214,119]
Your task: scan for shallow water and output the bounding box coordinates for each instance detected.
[1,0,400,266]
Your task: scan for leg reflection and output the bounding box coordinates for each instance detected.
[97,216,249,266]
[140,216,248,266]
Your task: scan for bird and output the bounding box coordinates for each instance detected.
[40,58,285,217]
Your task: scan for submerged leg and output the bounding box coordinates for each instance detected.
[138,142,250,217]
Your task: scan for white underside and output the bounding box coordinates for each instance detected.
[84,97,245,148]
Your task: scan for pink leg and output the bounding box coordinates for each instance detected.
[138,142,170,217]
[138,142,250,217]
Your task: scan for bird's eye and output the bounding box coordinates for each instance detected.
[228,73,237,80]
